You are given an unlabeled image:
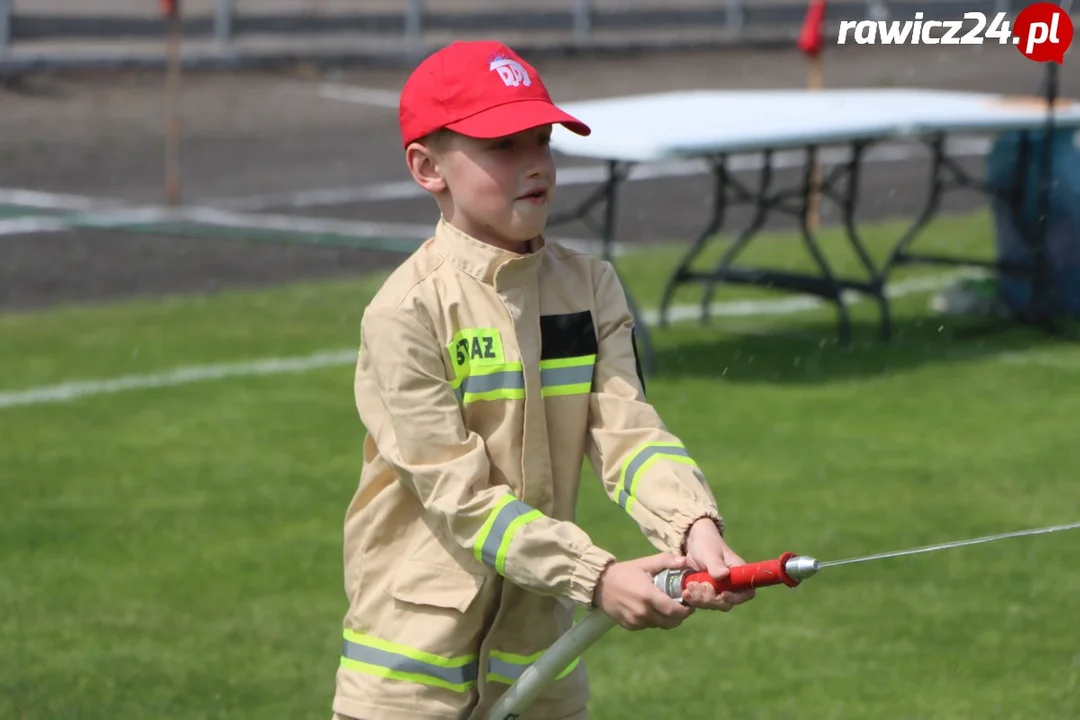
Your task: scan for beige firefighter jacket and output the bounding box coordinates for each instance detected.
[334,218,723,720]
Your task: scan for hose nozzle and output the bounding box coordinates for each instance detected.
[655,552,820,600]
[784,554,821,581]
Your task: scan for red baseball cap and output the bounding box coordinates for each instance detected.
[398,41,591,148]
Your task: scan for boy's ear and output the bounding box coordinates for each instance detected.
[405,142,448,194]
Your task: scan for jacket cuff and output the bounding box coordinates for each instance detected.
[674,507,725,555]
[568,545,617,607]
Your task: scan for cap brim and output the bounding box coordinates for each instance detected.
[445,99,591,140]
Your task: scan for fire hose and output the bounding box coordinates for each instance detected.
[483,520,1080,720]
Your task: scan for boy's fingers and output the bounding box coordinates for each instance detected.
[649,590,693,616]
[652,601,693,628]
[683,583,753,611]
[683,581,717,605]
[705,562,732,581]
[640,553,687,574]
[725,588,756,605]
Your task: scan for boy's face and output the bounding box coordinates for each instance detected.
[410,125,556,253]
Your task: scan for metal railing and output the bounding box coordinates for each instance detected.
[0,0,1017,56]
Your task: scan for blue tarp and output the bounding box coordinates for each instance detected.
[986,128,1080,315]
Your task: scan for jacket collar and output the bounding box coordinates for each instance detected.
[432,217,545,290]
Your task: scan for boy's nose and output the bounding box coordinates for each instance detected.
[525,154,554,180]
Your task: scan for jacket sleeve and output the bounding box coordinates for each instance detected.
[355,304,616,608]
[585,261,725,554]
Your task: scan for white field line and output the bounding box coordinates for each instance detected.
[0,190,612,251]
[174,206,610,256]
[164,206,436,241]
[0,350,360,409]
[6,270,1051,411]
[0,188,125,211]
[996,351,1080,368]
[0,217,75,236]
[0,188,625,254]
[0,207,191,238]
[637,272,964,325]
[0,203,435,240]
[210,137,992,212]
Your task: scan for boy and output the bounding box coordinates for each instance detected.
[334,41,754,720]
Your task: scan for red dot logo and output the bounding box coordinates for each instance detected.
[1013,2,1074,64]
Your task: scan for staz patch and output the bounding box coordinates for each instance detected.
[448,327,505,376]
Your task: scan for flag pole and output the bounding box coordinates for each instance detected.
[163,0,183,207]
[797,0,828,233]
[807,53,823,232]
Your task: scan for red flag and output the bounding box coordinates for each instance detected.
[160,0,180,19]
[797,0,828,57]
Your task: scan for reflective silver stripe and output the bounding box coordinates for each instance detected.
[616,487,632,511]
[454,370,525,404]
[342,637,478,687]
[464,370,524,394]
[622,444,693,499]
[488,655,524,681]
[540,364,593,388]
[480,499,537,567]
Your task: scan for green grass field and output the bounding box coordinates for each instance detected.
[3,210,1080,719]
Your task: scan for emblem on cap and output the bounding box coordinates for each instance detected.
[488,53,532,88]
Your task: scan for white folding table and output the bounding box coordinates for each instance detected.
[548,88,1080,374]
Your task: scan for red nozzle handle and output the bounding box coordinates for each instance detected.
[681,551,802,594]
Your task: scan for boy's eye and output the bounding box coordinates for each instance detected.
[491,133,551,151]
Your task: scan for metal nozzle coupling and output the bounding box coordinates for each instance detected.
[784,555,821,581]
[653,568,685,598]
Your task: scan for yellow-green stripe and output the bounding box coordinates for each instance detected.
[474,494,543,574]
[341,630,477,692]
[540,354,595,398]
[617,442,699,512]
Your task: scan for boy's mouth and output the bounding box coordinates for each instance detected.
[517,188,548,203]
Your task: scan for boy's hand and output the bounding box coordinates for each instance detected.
[592,553,695,631]
[681,518,757,612]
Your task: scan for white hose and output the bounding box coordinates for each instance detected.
[482,609,616,720]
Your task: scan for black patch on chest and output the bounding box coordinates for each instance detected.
[539,311,598,360]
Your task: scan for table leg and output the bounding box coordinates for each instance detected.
[877,134,1036,291]
[792,145,852,344]
[836,141,891,340]
[597,160,656,376]
[879,135,949,285]
[657,156,730,328]
[697,150,777,322]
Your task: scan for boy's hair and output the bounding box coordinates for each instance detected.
[411,128,455,155]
